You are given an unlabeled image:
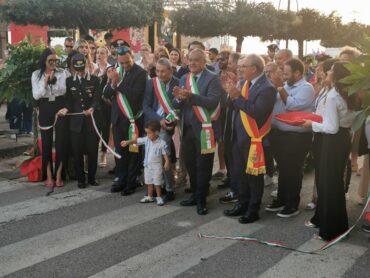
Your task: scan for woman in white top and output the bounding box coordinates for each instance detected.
[31,48,69,187]
[95,46,112,167]
[302,61,356,241]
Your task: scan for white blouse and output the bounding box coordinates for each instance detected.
[312,87,355,134]
[31,69,69,100]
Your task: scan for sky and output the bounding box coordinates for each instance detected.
[228,0,369,56]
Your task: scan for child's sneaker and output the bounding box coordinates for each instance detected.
[140,196,154,203]
[156,196,164,206]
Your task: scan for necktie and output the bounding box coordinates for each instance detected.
[194,76,198,83]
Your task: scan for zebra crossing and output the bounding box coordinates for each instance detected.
[0,177,369,278]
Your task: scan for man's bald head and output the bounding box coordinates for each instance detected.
[188,48,206,74]
[275,49,293,68]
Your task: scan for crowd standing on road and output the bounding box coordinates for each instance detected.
[29,34,370,242]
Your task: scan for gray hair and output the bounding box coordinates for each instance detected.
[189,48,206,61]
[246,54,265,73]
[277,49,293,60]
[156,58,172,71]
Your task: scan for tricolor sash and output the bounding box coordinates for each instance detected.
[116,92,139,153]
[152,77,178,122]
[186,74,220,154]
[240,81,272,175]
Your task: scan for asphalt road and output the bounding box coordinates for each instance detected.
[0,153,369,278]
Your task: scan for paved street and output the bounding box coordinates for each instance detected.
[0,153,369,278]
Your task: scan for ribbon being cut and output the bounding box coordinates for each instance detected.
[275,111,323,126]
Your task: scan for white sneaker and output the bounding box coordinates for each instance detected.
[156,196,164,206]
[140,196,154,203]
[305,202,316,210]
[270,189,278,198]
[264,175,273,187]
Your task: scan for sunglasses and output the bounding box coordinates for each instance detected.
[47,59,60,65]
[117,46,131,55]
[65,45,73,48]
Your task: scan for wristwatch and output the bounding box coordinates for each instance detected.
[277,86,284,93]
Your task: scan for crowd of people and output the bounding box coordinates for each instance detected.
[30,33,370,242]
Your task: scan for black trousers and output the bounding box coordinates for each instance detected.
[271,130,312,210]
[224,138,238,194]
[38,97,68,181]
[311,128,350,240]
[233,142,264,217]
[183,125,214,204]
[112,123,141,190]
[70,121,99,184]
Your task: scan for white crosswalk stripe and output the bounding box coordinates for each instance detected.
[259,239,368,278]
[90,217,263,278]
[0,188,109,224]
[0,203,180,277]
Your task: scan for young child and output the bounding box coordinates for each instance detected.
[121,120,170,206]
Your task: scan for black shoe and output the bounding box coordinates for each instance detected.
[361,224,370,233]
[197,202,208,215]
[217,181,229,190]
[238,214,260,224]
[265,200,284,212]
[180,197,196,206]
[219,191,238,204]
[108,168,116,175]
[111,185,124,193]
[184,187,192,193]
[277,207,300,218]
[163,191,176,202]
[212,171,226,180]
[121,188,135,196]
[78,182,87,189]
[224,203,247,217]
[89,180,99,186]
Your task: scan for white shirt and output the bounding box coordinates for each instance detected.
[137,136,168,168]
[312,87,355,134]
[31,69,69,100]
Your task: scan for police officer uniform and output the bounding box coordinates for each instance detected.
[66,54,102,188]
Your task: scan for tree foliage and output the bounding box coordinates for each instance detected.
[0,0,163,35]
[0,39,46,104]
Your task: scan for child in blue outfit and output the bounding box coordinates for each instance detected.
[121,120,170,206]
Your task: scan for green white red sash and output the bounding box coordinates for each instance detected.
[186,74,220,154]
[116,92,139,153]
[152,77,178,122]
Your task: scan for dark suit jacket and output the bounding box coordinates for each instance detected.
[143,76,179,124]
[173,69,222,141]
[103,63,147,127]
[233,74,277,164]
[66,74,102,133]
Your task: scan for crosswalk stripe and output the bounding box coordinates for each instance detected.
[0,180,39,194]
[90,217,264,278]
[0,188,109,225]
[259,239,368,278]
[0,203,179,277]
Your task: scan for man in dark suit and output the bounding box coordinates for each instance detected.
[65,54,102,188]
[223,54,277,223]
[143,58,179,202]
[173,48,222,215]
[103,47,148,195]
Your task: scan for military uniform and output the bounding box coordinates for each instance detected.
[66,71,102,187]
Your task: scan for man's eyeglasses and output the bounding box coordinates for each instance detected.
[117,46,131,56]
[65,45,73,49]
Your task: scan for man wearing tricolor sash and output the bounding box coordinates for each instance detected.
[143,58,179,202]
[173,48,222,215]
[223,55,276,224]
[103,46,148,195]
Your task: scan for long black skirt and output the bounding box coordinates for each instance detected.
[311,128,350,241]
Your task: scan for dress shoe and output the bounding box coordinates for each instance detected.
[111,185,124,193]
[89,180,99,186]
[121,188,135,196]
[196,203,208,215]
[184,187,192,193]
[180,197,196,206]
[238,214,259,224]
[163,191,175,202]
[224,203,247,217]
[78,182,87,189]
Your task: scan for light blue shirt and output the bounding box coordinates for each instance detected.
[137,136,169,168]
[272,78,315,132]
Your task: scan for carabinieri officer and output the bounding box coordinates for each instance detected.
[65,53,102,188]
